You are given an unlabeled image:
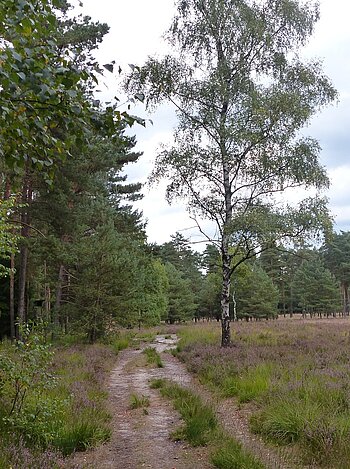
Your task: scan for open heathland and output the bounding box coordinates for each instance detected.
[176,318,350,468]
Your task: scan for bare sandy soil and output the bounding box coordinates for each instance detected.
[71,335,316,469]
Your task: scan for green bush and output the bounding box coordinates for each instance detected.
[0,325,61,445]
[0,332,114,459]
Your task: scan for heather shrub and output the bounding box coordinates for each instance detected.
[50,344,114,454]
[177,320,350,467]
[0,435,69,469]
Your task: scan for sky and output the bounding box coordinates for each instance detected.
[78,0,350,247]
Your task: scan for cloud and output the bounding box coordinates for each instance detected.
[79,0,350,244]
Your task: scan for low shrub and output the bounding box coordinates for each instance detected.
[0,329,115,462]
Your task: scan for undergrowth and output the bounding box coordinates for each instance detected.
[0,327,114,466]
[176,320,350,467]
[150,378,265,468]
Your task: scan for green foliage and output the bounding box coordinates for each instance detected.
[223,364,272,403]
[0,0,85,171]
[160,381,218,446]
[323,232,350,285]
[323,231,350,313]
[0,0,135,174]
[198,272,222,320]
[143,347,163,368]
[156,233,203,320]
[0,198,20,278]
[0,337,113,458]
[211,437,265,469]
[129,393,150,410]
[164,262,198,323]
[292,254,341,315]
[236,263,279,319]
[0,325,61,445]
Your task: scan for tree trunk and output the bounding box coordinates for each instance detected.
[3,178,15,339]
[9,253,15,340]
[16,173,32,336]
[221,244,231,347]
[54,264,65,330]
[232,288,237,322]
[344,283,349,315]
[43,261,51,328]
[17,244,28,335]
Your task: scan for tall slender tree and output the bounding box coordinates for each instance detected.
[127,0,336,345]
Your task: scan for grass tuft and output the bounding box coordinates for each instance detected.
[149,378,165,389]
[143,347,164,368]
[160,382,217,446]
[129,393,150,410]
[54,419,111,455]
[156,380,265,467]
[223,364,272,403]
[211,436,265,469]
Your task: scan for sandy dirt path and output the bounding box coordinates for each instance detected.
[72,336,213,469]
[71,335,313,469]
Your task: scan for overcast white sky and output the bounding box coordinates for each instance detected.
[78,0,350,247]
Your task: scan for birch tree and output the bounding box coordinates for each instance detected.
[127,0,336,346]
